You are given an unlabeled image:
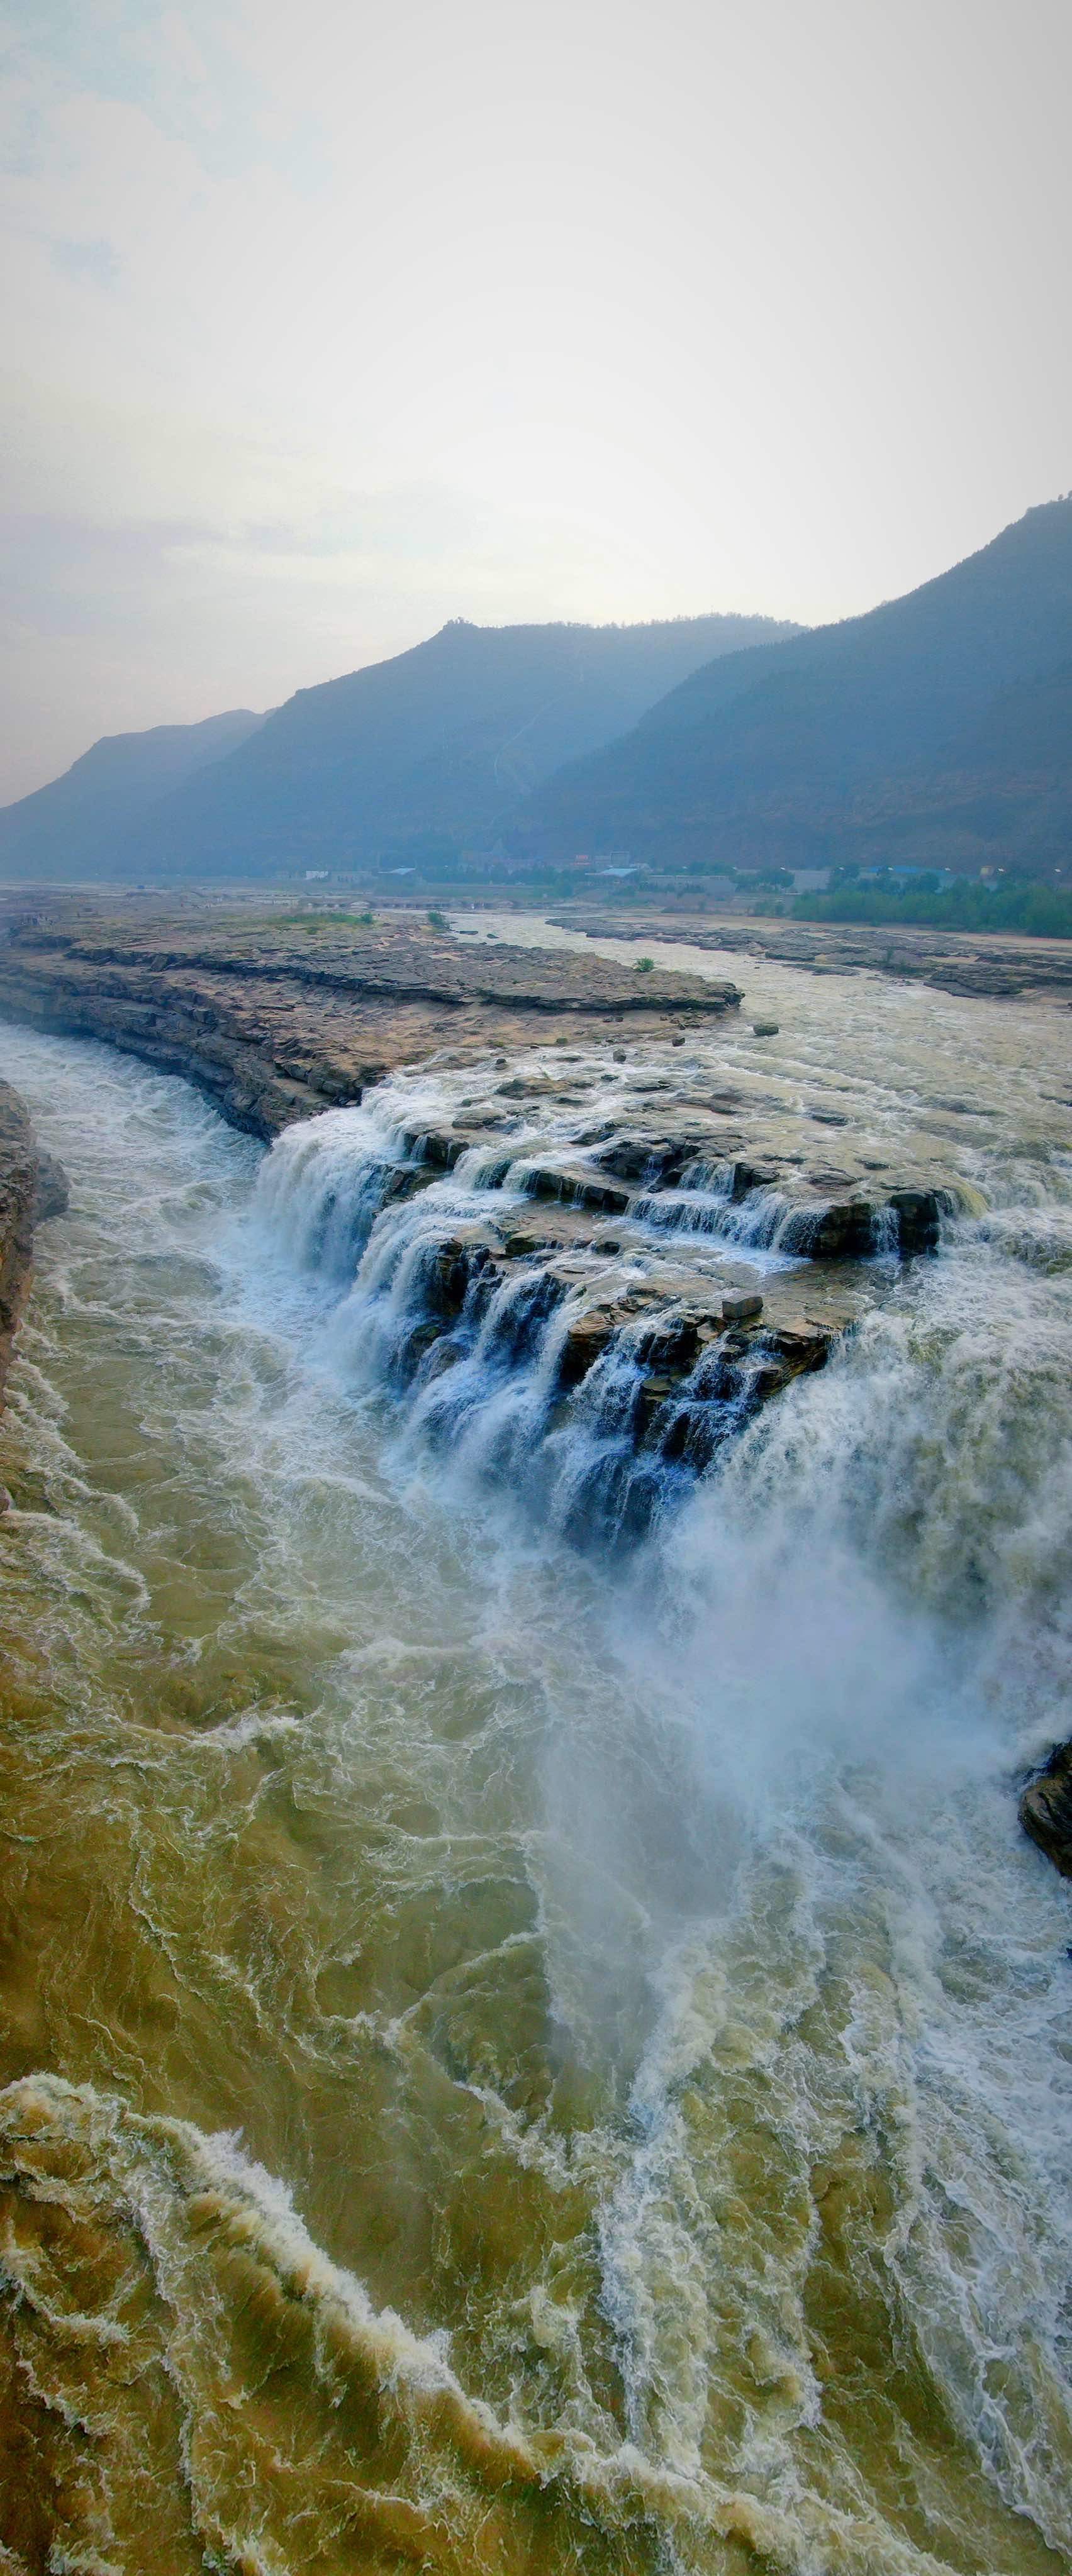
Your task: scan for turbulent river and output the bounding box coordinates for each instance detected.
[1,942,1071,2576]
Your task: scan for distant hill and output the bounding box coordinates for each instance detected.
[109,614,799,879]
[0,710,264,882]
[518,499,1072,873]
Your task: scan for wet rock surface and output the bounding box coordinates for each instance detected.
[0,1082,67,1408]
[257,1024,978,1543]
[398,1108,958,1257]
[1020,1740,1072,1878]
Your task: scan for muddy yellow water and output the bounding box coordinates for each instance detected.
[0,957,1071,2574]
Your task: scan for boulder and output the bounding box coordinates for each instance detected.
[558,1308,618,1385]
[889,1187,942,1253]
[33,1152,69,1221]
[633,1311,703,1370]
[807,1200,877,1258]
[521,1162,632,1216]
[421,1228,499,1318]
[727,1159,781,1199]
[401,1125,468,1170]
[636,1373,677,1421]
[721,1291,764,1324]
[597,1134,706,1185]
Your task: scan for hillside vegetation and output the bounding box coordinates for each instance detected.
[795,871,1072,936]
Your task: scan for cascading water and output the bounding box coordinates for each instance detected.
[0,953,1070,2576]
[240,1045,963,1543]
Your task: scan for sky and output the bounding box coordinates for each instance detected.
[1,0,1070,802]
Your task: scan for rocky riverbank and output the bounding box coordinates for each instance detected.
[0,899,983,1492]
[549,907,1072,1002]
[2,911,1063,1872]
[0,904,741,1140]
[0,1082,67,1407]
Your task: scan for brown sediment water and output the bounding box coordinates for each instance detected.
[0,953,1071,2575]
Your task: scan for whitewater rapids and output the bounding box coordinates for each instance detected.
[0,948,1069,2575]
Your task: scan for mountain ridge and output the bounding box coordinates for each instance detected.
[0,709,264,882]
[5,499,1070,888]
[516,498,1072,872]
[125,611,800,879]
[0,613,800,884]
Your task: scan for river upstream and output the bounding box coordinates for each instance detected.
[0,936,1071,2575]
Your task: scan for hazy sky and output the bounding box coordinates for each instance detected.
[2,0,1069,801]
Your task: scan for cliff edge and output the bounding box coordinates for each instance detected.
[0,1082,68,1408]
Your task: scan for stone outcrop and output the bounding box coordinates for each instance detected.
[33,1152,70,1222]
[1020,1741,1072,1878]
[0,905,741,1141]
[397,1211,844,1421]
[318,1054,974,1538]
[0,896,974,1522]
[0,1083,68,1410]
[398,1111,957,1258]
[361,1185,862,1545]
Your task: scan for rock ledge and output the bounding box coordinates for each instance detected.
[1020,1741,1072,1878]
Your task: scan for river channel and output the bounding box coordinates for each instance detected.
[0,936,1070,2574]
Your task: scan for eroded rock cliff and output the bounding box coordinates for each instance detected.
[0,1082,68,1407]
[1020,1742,1072,1878]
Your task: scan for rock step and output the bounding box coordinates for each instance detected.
[519,1162,633,1216]
[399,1122,952,1257]
[384,1218,854,1470]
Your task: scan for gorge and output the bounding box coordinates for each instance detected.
[0,914,1070,2574]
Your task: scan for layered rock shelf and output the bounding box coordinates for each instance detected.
[0,899,974,1529]
[0,905,741,1140]
[258,1033,976,1540]
[550,908,1072,1002]
[395,1104,956,1256]
[377,1191,856,1520]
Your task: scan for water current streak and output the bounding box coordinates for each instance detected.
[0,986,1070,2575]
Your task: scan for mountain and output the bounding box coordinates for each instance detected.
[113,613,799,878]
[517,499,1072,873]
[0,710,265,883]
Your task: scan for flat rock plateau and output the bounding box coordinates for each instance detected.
[0,897,741,1138]
[550,905,1072,1001]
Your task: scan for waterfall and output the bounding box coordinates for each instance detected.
[3,1002,1071,2576]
